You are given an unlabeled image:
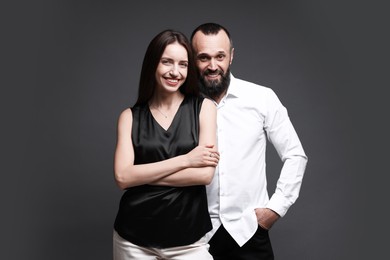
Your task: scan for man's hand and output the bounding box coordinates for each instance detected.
[255,208,280,230]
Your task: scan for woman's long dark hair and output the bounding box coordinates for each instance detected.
[134,30,199,106]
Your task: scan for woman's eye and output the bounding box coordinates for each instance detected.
[161,59,172,65]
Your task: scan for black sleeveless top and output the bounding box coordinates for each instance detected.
[114,96,212,248]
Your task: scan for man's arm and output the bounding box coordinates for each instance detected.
[264,89,308,218]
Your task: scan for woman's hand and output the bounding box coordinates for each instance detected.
[185,144,220,168]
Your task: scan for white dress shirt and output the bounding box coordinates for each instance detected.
[206,74,308,246]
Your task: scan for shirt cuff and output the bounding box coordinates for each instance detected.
[266,193,291,217]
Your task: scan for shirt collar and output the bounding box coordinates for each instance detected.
[225,73,241,99]
[203,73,241,106]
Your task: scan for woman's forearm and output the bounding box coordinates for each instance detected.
[150,166,216,187]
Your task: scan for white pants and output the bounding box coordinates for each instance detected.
[113,230,213,260]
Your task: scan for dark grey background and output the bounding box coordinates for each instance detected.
[3,0,388,259]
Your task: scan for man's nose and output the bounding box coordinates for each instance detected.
[208,58,218,70]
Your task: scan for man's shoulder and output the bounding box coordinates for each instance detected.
[231,76,274,96]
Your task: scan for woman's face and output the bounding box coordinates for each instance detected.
[155,42,188,94]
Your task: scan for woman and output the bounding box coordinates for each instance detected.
[113,29,219,260]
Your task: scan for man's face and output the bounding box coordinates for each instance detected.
[192,30,234,100]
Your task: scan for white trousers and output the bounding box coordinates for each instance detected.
[113,230,213,260]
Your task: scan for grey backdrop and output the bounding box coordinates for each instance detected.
[3,0,388,259]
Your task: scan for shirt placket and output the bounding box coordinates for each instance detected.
[217,98,229,220]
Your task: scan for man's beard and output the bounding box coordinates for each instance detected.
[199,67,231,100]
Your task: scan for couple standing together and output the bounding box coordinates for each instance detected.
[112,23,308,260]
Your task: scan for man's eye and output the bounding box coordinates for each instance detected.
[216,55,225,61]
[198,56,209,62]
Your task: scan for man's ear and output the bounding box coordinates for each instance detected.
[230,48,234,65]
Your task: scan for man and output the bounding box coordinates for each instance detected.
[191,23,308,259]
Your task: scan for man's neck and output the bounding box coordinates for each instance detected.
[212,89,227,104]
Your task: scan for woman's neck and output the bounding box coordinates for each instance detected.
[149,92,184,110]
